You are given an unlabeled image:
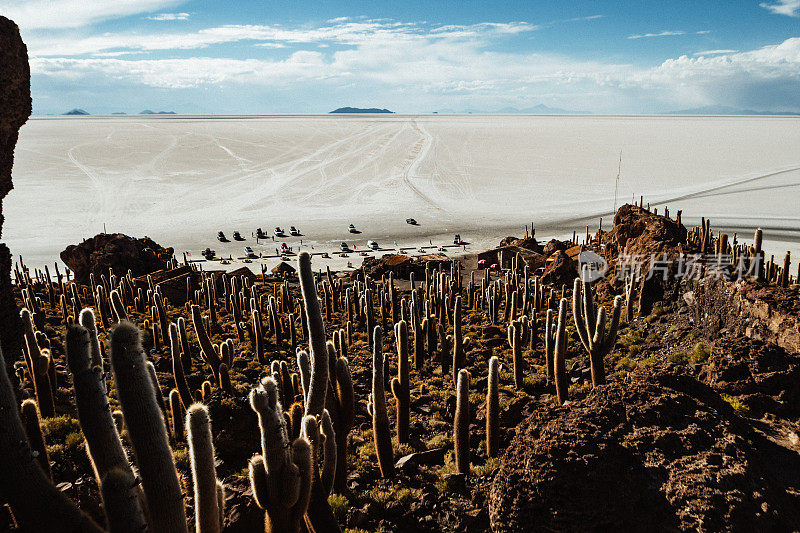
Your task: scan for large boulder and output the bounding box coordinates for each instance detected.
[608,203,687,259]
[60,233,174,284]
[540,249,576,287]
[489,366,800,531]
[361,253,451,280]
[0,17,31,362]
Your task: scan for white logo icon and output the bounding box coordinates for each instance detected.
[578,250,608,282]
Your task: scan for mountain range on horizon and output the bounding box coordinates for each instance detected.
[55,104,800,117]
[663,104,800,116]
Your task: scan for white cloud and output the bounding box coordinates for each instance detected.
[0,0,185,29]
[148,12,190,21]
[628,30,710,39]
[628,30,686,39]
[760,0,800,16]
[22,15,800,113]
[693,49,739,56]
[26,20,538,56]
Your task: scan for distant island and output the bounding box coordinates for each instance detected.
[330,107,394,114]
[140,110,176,115]
[63,108,90,115]
[664,105,800,116]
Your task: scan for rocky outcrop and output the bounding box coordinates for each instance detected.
[361,253,451,280]
[0,17,31,362]
[60,233,174,284]
[688,279,800,354]
[539,249,576,287]
[489,366,800,532]
[700,335,800,417]
[607,203,687,259]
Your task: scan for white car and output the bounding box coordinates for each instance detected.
[368,240,379,250]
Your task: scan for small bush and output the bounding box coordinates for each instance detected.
[723,394,750,416]
[668,350,689,365]
[690,342,710,363]
[328,493,348,522]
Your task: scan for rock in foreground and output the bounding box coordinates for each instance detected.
[489,366,800,532]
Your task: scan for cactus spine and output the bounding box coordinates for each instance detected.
[110,321,188,533]
[572,279,622,387]
[371,326,395,477]
[486,356,500,458]
[187,404,222,533]
[454,369,470,475]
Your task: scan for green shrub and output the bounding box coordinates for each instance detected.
[328,493,349,522]
[690,342,710,363]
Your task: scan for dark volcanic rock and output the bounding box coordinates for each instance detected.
[60,233,174,284]
[499,236,540,253]
[0,16,31,362]
[608,203,687,259]
[541,239,569,257]
[490,367,800,532]
[603,204,688,313]
[700,335,800,416]
[361,253,451,280]
[540,249,576,287]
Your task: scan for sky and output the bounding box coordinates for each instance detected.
[2,0,799,115]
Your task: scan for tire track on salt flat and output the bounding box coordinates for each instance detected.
[400,119,443,212]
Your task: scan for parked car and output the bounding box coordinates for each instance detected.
[368,240,379,250]
[244,246,257,259]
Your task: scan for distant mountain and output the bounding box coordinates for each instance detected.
[111,112,127,115]
[63,108,89,115]
[330,107,394,114]
[139,110,176,114]
[494,104,588,114]
[433,104,587,115]
[665,105,800,116]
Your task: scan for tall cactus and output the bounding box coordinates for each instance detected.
[452,296,464,387]
[20,399,52,479]
[170,322,194,409]
[20,308,55,418]
[486,356,500,459]
[66,323,144,530]
[0,346,105,532]
[572,279,622,387]
[391,319,410,444]
[249,378,312,533]
[371,326,395,477]
[78,308,104,374]
[554,298,569,404]
[191,304,222,380]
[297,251,328,417]
[454,369,470,476]
[100,467,150,533]
[110,321,188,533]
[187,404,222,533]
[325,343,354,493]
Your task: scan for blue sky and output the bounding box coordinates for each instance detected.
[2,0,799,114]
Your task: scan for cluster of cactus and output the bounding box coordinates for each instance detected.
[572,278,622,387]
